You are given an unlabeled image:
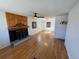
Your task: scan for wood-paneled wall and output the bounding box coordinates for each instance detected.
[6,12,28,30]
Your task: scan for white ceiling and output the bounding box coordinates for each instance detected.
[0,0,79,16]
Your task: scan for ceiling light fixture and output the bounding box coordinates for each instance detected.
[33,12,44,20]
[33,13,38,20]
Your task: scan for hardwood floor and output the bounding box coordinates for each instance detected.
[0,31,68,59]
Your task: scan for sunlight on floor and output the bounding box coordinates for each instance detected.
[44,30,52,33]
[37,35,43,44]
[44,43,48,47]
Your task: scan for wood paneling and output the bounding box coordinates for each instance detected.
[6,12,28,29]
[0,31,68,59]
[6,13,16,28]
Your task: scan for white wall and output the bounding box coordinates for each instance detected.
[55,15,68,39]
[0,11,10,49]
[65,2,79,59]
[28,17,45,35]
[28,17,55,35]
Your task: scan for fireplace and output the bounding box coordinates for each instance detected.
[9,28,28,42]
[8,23,28,42]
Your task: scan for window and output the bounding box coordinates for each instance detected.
[46,22,51,28]
[32,22,37,29]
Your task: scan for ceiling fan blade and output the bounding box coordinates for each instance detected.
[38,16,44,18]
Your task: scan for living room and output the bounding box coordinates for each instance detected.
[0,0,79,59]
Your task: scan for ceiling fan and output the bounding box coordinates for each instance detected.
[33,13,44,20]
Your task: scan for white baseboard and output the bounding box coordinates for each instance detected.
[64,42,70,59]
[0,43,10,49]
